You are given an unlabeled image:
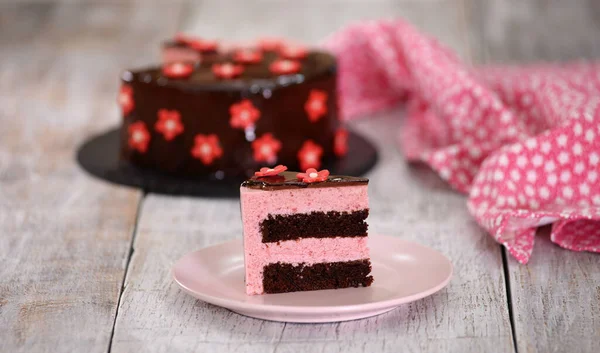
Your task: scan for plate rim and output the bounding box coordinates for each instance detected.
[172,234,453,314]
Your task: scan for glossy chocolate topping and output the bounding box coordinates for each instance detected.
[123,50,336,91]
[241,171,368,190]
[120,46,339,180]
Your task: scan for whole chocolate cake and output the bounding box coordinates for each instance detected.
[117,35,347,181]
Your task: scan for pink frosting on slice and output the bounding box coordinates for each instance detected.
[240,185,370,295]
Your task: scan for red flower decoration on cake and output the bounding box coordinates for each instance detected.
[191,134,223,165]
[252,133,282,164]
[162,62,194,79]
[258,38,284,52]
[304,90,328,122]
[297,140,323,170]
[297,168,330,183]
[334,128,349,157]
[212,63,244,79]
[118,84,135,116]
[269,59,301,75]
[230,99,261,129]
[233,49,263,64]
[254,165,288,177]
[128,121,151,153]
[154,109,184,141]
[279,44,308,60]
[189,38,218,52]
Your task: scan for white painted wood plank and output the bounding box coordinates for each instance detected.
[0,3,183,352]
[507,231,600,353]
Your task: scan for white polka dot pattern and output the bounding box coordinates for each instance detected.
[323,20,600,263]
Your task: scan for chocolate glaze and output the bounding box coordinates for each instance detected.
[126,51,335,89]
[241,171,368,190]
[120,49,339,180]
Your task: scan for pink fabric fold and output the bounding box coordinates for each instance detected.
[322,19,600,263]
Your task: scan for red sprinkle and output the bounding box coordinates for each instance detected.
[189,39,218,52]
[269,59,301,75]
[297,140,324,170]
[155,109,184,141]
[252,133,282,164]
[128,121,151,153]
[233,49,263,64]
[190,134,223,165]
[118,84,135,116]
[334,128,349,157]
[254,165,288,177]
[279,44,308,60]
[304,90,328,122]
[297,168,330,183]
[229,99,261,129]
[212,63,244,79]
[162,62,194,79]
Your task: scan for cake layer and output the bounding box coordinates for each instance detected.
[245,236,369,294]
[260,209,369,243]
[262,259,373,294]
[241,182,370,295]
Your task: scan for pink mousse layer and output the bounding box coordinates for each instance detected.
[240,185,369,295]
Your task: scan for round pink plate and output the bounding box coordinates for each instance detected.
[172,234,453,323]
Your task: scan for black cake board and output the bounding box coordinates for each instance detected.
[76,128,378,198]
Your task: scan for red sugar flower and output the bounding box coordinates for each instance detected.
[189,38,218,52]
[252,133,282,164]
[191,134,223,165]
[118,84,135,116]
[128,121,151,153]
[254,165,288,177]
[304,90,328,122]
[269,59,301,75]
[297,168,330,183]
[230,99,260,129]
[212,63,244,79]
[297,140,323,170]
[334,128,349,157]
[154,109,184,141]
[258,38,284,52]
[162,62,194,79]
[279,44,308,60]
[233,49,263,64]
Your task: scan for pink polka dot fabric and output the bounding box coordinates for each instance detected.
[322,20,600,263]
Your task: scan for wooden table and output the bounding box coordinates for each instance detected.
[1,1,599,352]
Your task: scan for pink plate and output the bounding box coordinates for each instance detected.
[172,234,453,323]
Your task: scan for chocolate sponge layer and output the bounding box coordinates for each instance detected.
[260,209,369,243]
[262,259,373,294]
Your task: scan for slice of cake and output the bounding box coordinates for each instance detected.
[240,165,373,295]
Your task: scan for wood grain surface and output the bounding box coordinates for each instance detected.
[1,0,599,352]
[0,2,180,353]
